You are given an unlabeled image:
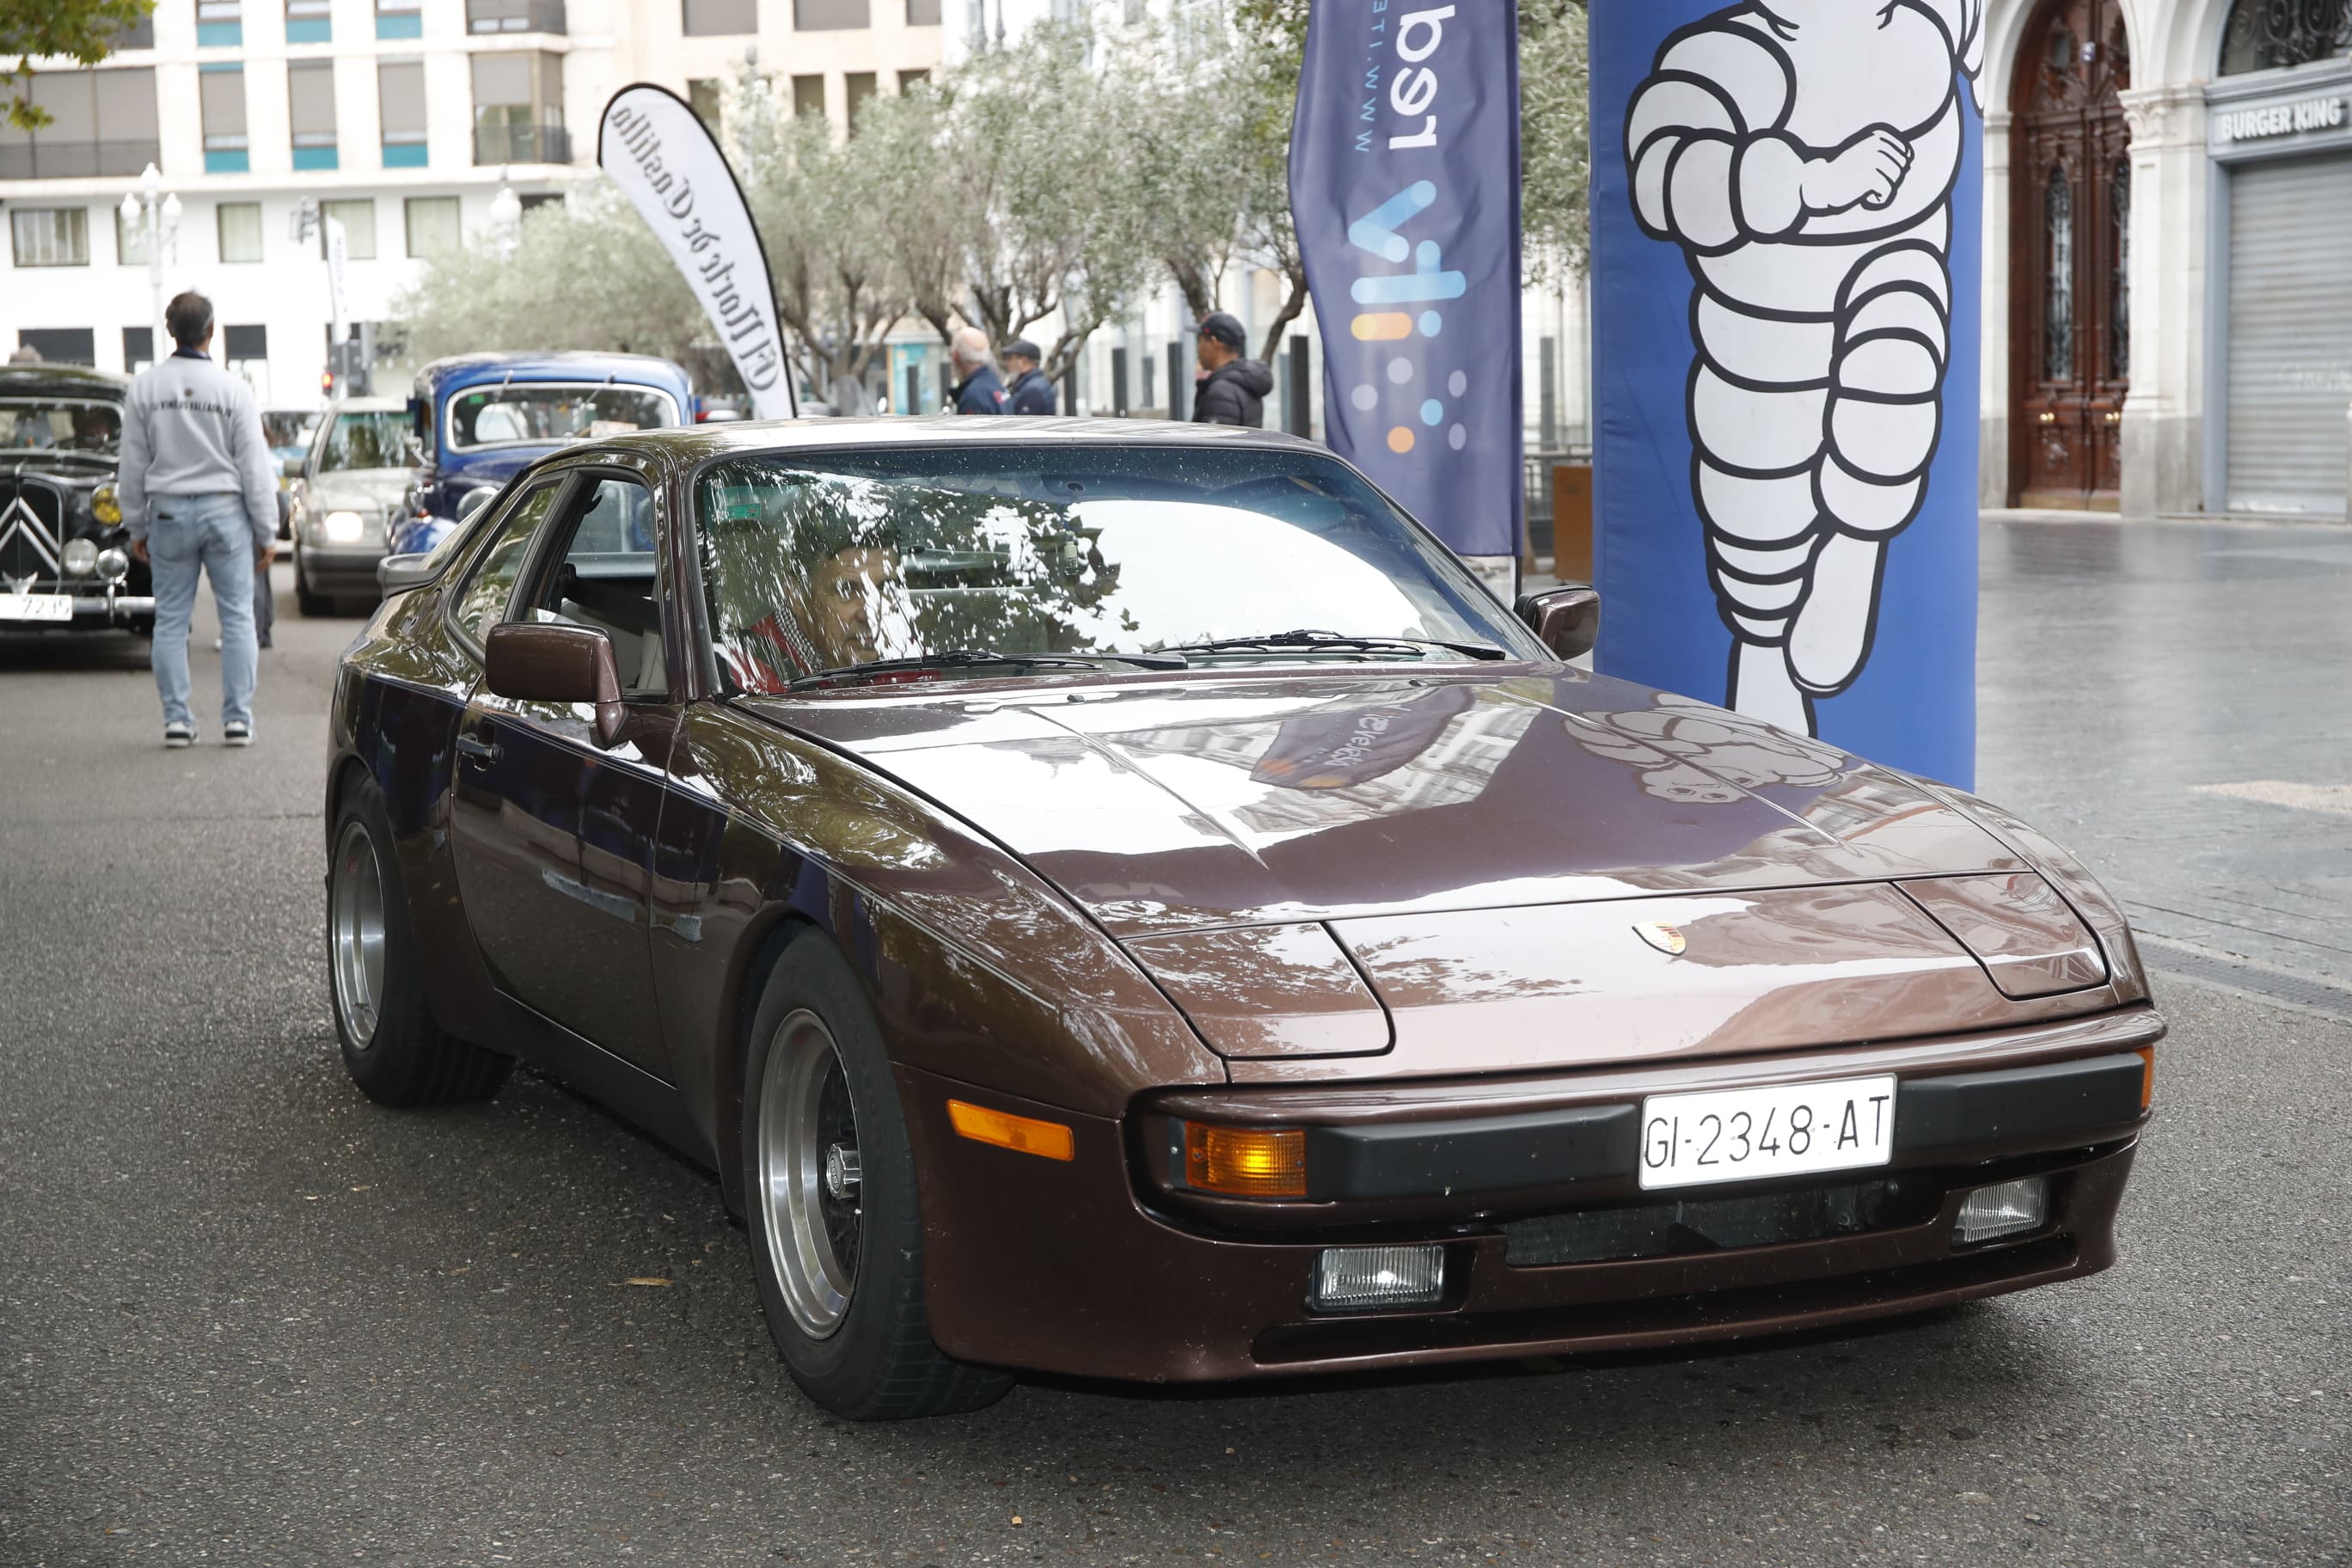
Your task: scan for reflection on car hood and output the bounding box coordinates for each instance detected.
[751,669,2025,937]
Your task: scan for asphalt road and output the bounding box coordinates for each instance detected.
[3,543,2347,1567]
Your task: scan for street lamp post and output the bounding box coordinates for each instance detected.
[490,177,522,260]
[119,162,181,368]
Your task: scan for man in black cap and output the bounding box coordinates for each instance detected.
[1191,311,1273,428]
[1001,340,1057,415]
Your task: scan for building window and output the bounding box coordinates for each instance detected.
[795,0,869,28]
[114,11,157,47]
[124,326,156,374]
[792,74,824,119]
[845,71,876,130]
[897,68,929,92]
[289,59,339,169]
[379,58,427,167]
[906,0,939,23]
[377,0,424,39]
[322,198,378,260]
[0,66,161,181]
[471,52,568,163]
[688,77,723,132]
[2219,0,2351,74]
[469,0,567,33]
[200,64,248,174]
[114,204,152,266]
[16,329,97,365]
[683,0,756,33]
[519,192,563,214]
[218,201,264,262]
[224,325,268,395]
[406,195,462,257]
[10,208,90,267]
[198,0,243,46]
[286,0,332,42]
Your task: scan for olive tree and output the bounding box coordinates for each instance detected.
[3,0,151,131]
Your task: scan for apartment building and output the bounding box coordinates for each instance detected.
[0,0,945,406]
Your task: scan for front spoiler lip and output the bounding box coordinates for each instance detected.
[1136,1003,2163,1232]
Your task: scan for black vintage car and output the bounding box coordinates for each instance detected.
[0,364,154,634]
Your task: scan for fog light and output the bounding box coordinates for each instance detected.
[62,537,98,576]
[1954,1176,2048,1246]
[1311,1245,1446,1312]
[95,547,130,584]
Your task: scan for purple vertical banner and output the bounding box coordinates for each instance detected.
[1591,1,1983,787]
[1289,0,1522,591]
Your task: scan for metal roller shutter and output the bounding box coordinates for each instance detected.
[2225,153,2352,516]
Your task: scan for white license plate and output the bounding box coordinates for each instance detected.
[0,592,72,622]
[1638,1075,1897,1191]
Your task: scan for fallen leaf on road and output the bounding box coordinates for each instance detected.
[623,1277,671,1287]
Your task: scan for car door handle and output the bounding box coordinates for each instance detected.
[456,733,501,769]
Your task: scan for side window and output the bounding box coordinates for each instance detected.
[525,475,666,699]
[450,481,563,649]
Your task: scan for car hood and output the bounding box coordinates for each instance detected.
[306,469,412,511]
[754,668,2027,937]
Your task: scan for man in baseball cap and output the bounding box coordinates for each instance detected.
[1191,311,1273,428]
[1002,339,1057,415]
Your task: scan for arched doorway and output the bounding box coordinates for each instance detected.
[2009,0,2133,509]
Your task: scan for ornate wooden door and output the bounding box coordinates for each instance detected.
[2011,0,2133,508]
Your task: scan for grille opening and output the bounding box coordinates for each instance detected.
[1503,1176,1939,1267]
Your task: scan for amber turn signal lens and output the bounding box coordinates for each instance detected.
[1183,1122,1308,1198]
[2135,1045,2156,1111]
[947,1099,1075,1161]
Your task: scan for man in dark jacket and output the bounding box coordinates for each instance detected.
[1191,311,1274,428]
[1002,340,1057,415]
[948,327,1006,415]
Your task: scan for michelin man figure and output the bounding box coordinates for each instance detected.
[1626,0,1982,734]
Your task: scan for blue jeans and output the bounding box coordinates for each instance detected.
[147,493,259,729]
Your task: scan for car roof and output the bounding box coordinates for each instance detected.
[0,364,132,398]
[415,352,693,396]
[555,415,1318,471]
[324,395,408,413]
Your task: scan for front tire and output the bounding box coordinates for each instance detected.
[741,930,1011,1420]
[328,775,511,1106]
[297,568,330,617]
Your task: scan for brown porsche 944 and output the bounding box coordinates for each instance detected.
[326,420,2160,1418]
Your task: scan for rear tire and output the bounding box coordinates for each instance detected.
[740,929,1012,1420]
[328,775,511,1106]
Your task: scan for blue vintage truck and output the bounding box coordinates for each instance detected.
[388,351,695,558]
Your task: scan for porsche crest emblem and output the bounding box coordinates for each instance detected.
[1633,921,1687,956]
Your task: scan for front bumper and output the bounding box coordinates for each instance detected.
[298,543,390,597]
[0,586,157,628]
[901,1005,2161,1383]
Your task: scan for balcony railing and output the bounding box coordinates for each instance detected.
[467,0,566,32]
[473,123,570,164]
[0,138,164,180]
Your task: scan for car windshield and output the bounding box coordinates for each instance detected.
[321,409,411,471]
[0,397,121,455]
[447,383,677,451]
[693,445,1535,693]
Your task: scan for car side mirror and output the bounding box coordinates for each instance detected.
[455,487,494,522]
[484,622,625,746]
[1515,583,1601,661]
[279,454,304,481]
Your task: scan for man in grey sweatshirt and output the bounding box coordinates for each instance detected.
[120,291,278,748]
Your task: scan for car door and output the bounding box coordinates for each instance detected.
[447,467,681,1079]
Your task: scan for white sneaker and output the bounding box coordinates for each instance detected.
[223,720,254,747]
[164,721,195,749]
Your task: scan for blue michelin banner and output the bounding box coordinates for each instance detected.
[1290,0,1522,577]
[1590,0,1985,787]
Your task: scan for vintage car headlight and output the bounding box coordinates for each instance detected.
[90,483,122,526]
[95,547,131,584]
[61,537,100,576]
[322,510,367,544]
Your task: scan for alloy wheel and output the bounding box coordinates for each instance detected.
[329,818,387,1046]
[757,1008,863,1338]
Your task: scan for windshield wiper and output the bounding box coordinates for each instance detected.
[788,646,1188,690]
[1159,628,1510,662]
